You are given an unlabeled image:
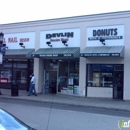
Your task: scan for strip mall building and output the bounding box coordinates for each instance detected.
[1,11,130,100]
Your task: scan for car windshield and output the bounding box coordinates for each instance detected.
[0,109,29,130]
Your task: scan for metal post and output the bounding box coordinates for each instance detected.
[0,32,6,95]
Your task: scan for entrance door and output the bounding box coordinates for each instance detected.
[45,71,57,94]
[113,72,123,99]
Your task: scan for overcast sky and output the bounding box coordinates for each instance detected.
[0,0,130,24]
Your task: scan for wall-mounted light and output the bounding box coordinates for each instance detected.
[100,38,105,45]
[19,43,25,48]
[46,42,52,47]
[62,40,68,46]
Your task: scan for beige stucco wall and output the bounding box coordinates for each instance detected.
[1,11,130,99]
[123,22,130,100]
[78,15,130,99]
[87,87,113,98]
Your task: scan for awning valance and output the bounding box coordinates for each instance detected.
[31,47,80,58]
[80,46,124,57]
[4,49,35,58]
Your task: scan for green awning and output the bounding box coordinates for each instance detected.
[5,49,35,57]
[31,47,80,58]
[80,46,124,57]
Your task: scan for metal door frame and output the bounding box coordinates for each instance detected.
[44,70,58,94]
[113,71,123,100]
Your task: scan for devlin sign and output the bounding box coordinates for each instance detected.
[45,32,74,44]
[40,28,80,48]
[46,32,74,39]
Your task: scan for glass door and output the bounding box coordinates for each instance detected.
[45,70,57,94]
[12,60,28,90]
[113,71,123,99]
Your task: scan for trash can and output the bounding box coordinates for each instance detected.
[11,80,19,96]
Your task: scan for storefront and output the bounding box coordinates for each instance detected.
[0,32,35,90]
[80,25,124,99]
[1,11,130,100]
[32,28,80,95]
[42,58,79,95]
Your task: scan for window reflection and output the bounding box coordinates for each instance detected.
[58,61,68,92]
[58,60,79,95]
[13,61,27,84]
[0,60,12,83]
[87,64,123,87]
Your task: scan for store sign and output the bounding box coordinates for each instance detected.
[46,32,73,43]
[39,53,73,57]
[40,28,80,48]
[88,28,122,40]
[87,25,124,46]
[5,37,30,43]
[4,37,30,44]
[81,53,120,57]
[46,32,74,39]
[4,32,35,49]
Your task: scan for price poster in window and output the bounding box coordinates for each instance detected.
[69,78,73,85]
[93,73,101,86]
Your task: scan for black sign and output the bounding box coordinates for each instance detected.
[80,53,120,57]
[88,28,123,40]
[31,54,39,57]
[46,32,74,39]
[32,53,73,57]
[93,28,118,37]
[88,36,123,41]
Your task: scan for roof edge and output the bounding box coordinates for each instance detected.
[0,10,130,26]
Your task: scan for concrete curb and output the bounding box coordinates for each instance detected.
[0,96,129,112]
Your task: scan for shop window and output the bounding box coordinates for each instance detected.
[58,60,79,95]
[69,61,79,95]
[58,61,68,93]
[114,65,123,71]
[100,65,113,72]
[0,59,12,83]
[87,64,114,87]
[45,60,58,70]
[13,61,27,84]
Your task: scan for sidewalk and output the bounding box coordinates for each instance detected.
[0,89,130,112]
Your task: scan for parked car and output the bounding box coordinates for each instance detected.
[0,108,36,130]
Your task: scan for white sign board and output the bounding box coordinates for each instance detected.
[40,28,80,48]
[4,32,35,49]
[87,25,124,46]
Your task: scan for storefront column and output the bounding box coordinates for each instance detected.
[34,58,43,93]
[124,58,130,100]
[79,57,86,97]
